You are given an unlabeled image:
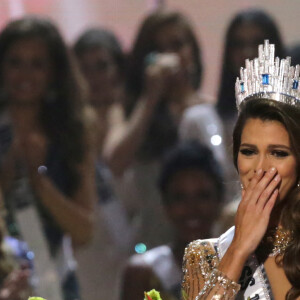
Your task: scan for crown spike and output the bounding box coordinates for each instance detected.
[235,40,300,111]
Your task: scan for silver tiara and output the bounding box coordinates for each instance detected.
[235,40,300,111]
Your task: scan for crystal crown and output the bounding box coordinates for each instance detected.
[235,40,300,111]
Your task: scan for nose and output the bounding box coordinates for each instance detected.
[254,154,270,173]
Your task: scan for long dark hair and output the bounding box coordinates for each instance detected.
[0,16,88,193]
[217,9,284,120]
[233,99,300,300]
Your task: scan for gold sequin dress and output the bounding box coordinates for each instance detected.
[182,227,274,300]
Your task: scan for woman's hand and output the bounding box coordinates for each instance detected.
[232,167,281,257]
[0,269,31,300]
[217,167,281,282]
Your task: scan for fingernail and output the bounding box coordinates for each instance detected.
[274,174,281,181]
[257,169,263,175]
[270,167,276,174]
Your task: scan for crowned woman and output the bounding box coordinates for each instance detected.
[182,40,300,300]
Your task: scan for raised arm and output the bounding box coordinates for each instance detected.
[103,53,180,176]
[103,96,158,176]
[21,126,97,247]
[31,149,97,246]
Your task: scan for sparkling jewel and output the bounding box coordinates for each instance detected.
[258,226,293,257]
[262,74,269,85]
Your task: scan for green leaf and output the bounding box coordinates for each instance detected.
[144,289,162,300]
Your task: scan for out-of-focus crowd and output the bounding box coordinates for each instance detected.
[0,7,296,300]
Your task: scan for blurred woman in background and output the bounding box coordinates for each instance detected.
[104,10,226,249]
[73,28,133,300]
[0,16,97,300]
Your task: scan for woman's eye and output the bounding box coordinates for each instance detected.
[239,148,255,156]
[272,150,289,158]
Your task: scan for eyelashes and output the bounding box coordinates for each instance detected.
[271,150,289,158]
[239,148,255,156]
[239,148,290,158]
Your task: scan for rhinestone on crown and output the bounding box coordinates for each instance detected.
[235,40,300,111]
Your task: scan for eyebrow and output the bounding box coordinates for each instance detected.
[240,143,292,150]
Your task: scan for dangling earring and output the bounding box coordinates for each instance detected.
[297,182,300,189]
[240,183,244,190]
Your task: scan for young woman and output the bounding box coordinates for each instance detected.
[0,16,97,300]
[183,41,300,299]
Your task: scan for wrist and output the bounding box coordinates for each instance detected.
[227,240,251,262]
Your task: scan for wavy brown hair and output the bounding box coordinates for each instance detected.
[233,99,300,299]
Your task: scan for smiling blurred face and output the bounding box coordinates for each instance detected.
[238,118,298,203]
[163,169,220,243]
[78,47,120,106]
[2,38,53,105]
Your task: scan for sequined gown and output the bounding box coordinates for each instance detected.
[182,227,274,300]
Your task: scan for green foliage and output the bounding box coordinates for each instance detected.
[144,289,162,300]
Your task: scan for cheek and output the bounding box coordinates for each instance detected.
[277,161,298,188]
[237,155,250,176]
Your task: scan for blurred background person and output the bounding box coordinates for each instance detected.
[73,28,133,300]
[120,141,224,300]
[103,9,227,250]
[73,28,125,152]
[0,16,97,300]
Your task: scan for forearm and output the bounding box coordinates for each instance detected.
[183,241,247,300]
[103,97,157,176]
[218,243,248,283]
[197,247,246,299]
[32,175,95,246]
